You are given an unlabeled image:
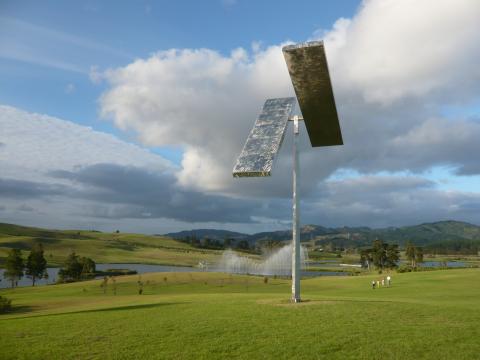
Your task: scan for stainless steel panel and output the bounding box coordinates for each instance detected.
[233,97,296,177]
[283,41,343,147]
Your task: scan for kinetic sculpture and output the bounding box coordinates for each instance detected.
[233,41,343,302]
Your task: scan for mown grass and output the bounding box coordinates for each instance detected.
[1,268,479,359]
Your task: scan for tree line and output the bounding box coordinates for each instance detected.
[3,243,47,287]
[181,236,252,251]
[359,239,400,271]
[425,239,479,255]
[3,244,96,288]
[405,241,424,267]
[360,240,425,271]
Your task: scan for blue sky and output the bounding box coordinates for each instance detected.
[1,0,480,233]
[0,0,360,163]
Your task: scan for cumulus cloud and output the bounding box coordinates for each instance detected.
[99,45,293,194]
[98,0,480,204]
[303,175,480,228]
[50,163,275,223]
[324,0,480,104]
[0,105,173,183]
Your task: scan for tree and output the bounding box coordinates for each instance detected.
[405,242,424,268]
[385,244,400,269]
[371,240,387,270]
[415,246,424,266]
[202,237,212,248]
[405,241,416,267]
[189,235,200,247]
[59,253,96,282]
[58,252,83,281]
[25,243,47,286]
[4,249,24,288]
[359,248,373,270]
[236,240,250,250]
[80,256,96,278]
[223,238,233,248]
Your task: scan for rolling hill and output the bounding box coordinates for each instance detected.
[0,223,222,267]
[1,220,479,267]
[166,220,480,250]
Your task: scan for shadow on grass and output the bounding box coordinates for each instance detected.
[0,305,37,316]
[2,302,181,320]
[76,302,179,314]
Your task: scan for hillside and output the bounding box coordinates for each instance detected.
[0,223,222,267]
[165,220,480,251]
[1,220,479,266]
[164,229,248,241]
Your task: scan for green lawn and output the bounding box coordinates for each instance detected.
[1,268,479,359]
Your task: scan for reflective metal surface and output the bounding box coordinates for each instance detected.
[233,97,296,177]
[283,41,343,147]
[291,116,300,303]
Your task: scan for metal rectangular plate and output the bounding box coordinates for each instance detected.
[233,97,296,177]
[283,41,343,147]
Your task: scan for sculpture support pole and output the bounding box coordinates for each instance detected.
[291,116,301,303]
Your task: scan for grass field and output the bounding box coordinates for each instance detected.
[0,223,224,267]
[1,268,479,359]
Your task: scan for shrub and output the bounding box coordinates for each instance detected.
[0,295,12,313]
[397,264,413,273]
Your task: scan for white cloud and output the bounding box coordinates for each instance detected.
[98,0,480,201]
[306,174,480,228]
[100,46,293,192]
[0,105,173,183]
[323,0,480,104]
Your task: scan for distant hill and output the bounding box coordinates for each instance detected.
[369,221,480,246]
[1,220,479,260]
[163,229,248,241]
[165,220,480,250]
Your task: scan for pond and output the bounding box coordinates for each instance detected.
[0,264,195,289]
[310,260,466,268]
[414,261,465,268]
[0,263,350,288]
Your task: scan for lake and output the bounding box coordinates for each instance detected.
[0,264,195,289]
[0,263,353,288]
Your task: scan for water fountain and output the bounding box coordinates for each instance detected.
[217,245,308,276]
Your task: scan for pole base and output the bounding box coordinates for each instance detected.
[291,297,301,303]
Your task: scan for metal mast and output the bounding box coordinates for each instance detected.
[291,115,301,302]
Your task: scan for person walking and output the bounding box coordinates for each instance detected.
[387,275,391,287]
[372,280,376,289]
